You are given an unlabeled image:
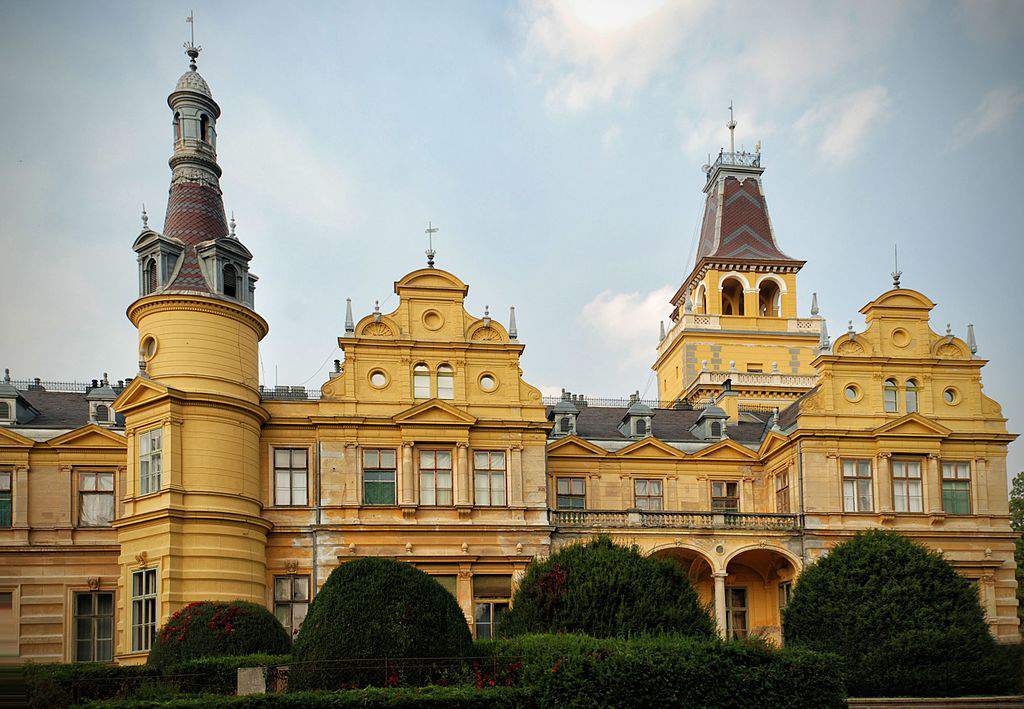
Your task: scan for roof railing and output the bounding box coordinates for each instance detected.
[709,149,761,171]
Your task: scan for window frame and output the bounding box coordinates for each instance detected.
[74,590,114,662]
[472,575,511,640]
[362,448,397,506]
[941,460,972,515]
[633,478,664,511]
[905,379,919,413]
[883,379,899,413]
[891,458,923,513]
[711,480,739,512]
[137,427,163,497]
[412,363,431,399]
[130,568,157,653]
[473,450,507,507]
[0,470,12,528]
[436,364,455,400]
[273,574,310,641]
[78,470,115,528]
[273,447,309,507]
[419,449,454,507]
[555,476,586,510]
[841,458,874,513]
[774,471,790,513]
[725,586,748,639]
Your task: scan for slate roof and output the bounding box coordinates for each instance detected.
[7,389,125,430]
[695,176,793,263]
[546,405,770,444]
[777,386,818,430]
[164,182,229,293]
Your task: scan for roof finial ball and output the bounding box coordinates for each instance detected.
[141,203,149,229]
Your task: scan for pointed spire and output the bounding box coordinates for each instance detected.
[659,320,666,341]
[810,292,819,316]
[727,101,736,154]
[184,11,201,71]
[508,305,518,340]
[229,212,237,238]
[141,204,149,229]
[344,298,355,335]
[819,319,831,351]
[967,323,977,355]
[891,244,902,288]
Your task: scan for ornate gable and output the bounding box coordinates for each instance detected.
[873,413,951,439]
[392,399,477,426]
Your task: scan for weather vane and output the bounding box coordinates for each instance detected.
[425,221,439,268]
[184,11,201,70]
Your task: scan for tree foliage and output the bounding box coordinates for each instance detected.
[498,535,715,639]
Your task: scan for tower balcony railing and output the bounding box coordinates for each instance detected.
[710,149,761,171]
[551,509,800,532]
[659,313,822,355]
[683,370,819,394]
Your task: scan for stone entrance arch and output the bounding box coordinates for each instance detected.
[720,546,799,643]
[651,546,716,612]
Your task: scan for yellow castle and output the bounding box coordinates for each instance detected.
[0,47,1017,664]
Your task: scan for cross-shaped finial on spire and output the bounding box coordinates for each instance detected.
[891,244,902,288]
[424,221,439,268]
[184,11,202,70]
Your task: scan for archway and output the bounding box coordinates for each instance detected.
[721,547,798,643]
[651,546,716,611]
[721,278,745,316]
[758,279,781,317]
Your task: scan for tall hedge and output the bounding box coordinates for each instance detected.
[289,557,473,690]
[782,529,1015,696]
[147,601,290,670]
[498,536,715,639]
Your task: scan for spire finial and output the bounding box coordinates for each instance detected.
[424,221,438,268]
[344,298,355,335]
[483,305,491,328]
[229,211,237,238]
[810,292,819,316]
[945,323,952,339]
[967,323,977,355]
[727,101,736,154]
[184,11,201,71]
[373,300,381,322]
[819,319,831,352]
[508,305,518,340]
[141,203,149,229]
[891,244,902,288]
[3,368,9,383]
[659,320,666,342]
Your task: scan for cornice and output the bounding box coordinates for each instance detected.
[127,293,269,339]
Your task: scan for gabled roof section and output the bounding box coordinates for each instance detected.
[614,437,686,459]
[47,423,127,449]
[0,427,35,447]
[690,438,759,460]
[873,413,951,439]
[546,435,609,456]
[757,431,790,458]
[112,377,173,414]
[695,176,793,263]
[394,268,469,299]
[392,399,477,426]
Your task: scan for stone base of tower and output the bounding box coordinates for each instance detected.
[114,513,270,663]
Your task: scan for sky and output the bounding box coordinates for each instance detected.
[2,1,1023,477]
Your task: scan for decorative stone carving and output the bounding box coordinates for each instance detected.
[361,321,394,337]
[836,340,864,355]
[87,577,101,590]
[284,560,299,574]
[471,327,502,342]
[134,551,148,567]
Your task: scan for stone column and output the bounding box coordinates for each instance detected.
[342,443,359,505]
[827,454,840,512]
[456,443,470,506]
[876,453,892,512]
[713,571,728,638]
[400,443,415,505]
[697,475,710,510]
[743,289,759,317]
[14,466,29,529]
[927,454,943,514]
[975,458,989,514]
[509,445,524,507]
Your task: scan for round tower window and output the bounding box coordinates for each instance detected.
[479,374,497,392]
[369,370,389,389]
[844,384,861,402]
[140,336,157,360]
[943,387,960,405]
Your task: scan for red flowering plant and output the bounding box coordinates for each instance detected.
[147,600,290,670]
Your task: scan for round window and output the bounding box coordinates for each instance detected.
[479,374,497,392]
[943,387,959,405]
[369,370,388,388]
[844,384,859,402]
[140,336,157,360]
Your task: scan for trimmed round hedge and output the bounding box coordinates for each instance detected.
[782,529,1009,697]
[498,535,715,639]
[147,600,291,670]
[289,557,473,690]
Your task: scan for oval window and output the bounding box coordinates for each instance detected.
[844,385,859,402]
[479,374,497,392]
[943,388,959,405]
[369,370,388,388]
[140,336,157,360]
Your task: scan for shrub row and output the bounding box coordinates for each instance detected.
[475,633,847,708]
[76,686,531,708]
[25,654,290,708]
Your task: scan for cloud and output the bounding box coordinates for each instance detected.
[580,285,674,364]
[951,85,1024,149]
[958,0,1024,43]
[518,0,711,113]
[794,86,890,163]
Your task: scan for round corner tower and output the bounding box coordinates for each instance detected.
[115,44,270,661]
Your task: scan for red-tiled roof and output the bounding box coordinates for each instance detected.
[696,177,791,262]
[163,182,228,292]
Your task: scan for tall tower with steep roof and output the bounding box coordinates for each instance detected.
[113,41,270,662]
[653,115,824,410]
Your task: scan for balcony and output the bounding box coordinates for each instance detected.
[683,370,819,393]
[551,509,800,532]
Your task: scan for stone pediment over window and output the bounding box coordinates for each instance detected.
[392,399,477,426]
[614,438,685,459]
[545,436,608,457]
[872,413,951,439]
[46,424,127,449]
[0,427,35,447]
[690,439,758,460]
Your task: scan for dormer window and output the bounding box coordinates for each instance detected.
[0,401,9,422]
[222,264,237,298]
[635,418,647,436]
[94,404,109,423]
[710,421,722,438]
[144,258,157,295]
[558,416,574,434]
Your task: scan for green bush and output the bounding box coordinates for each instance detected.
[475,633,845,708]
[783,529,1007,696]
[290,558,473,690]
[498,536,714,639]
[162,654,291,695]
[78,686,532,708]
[25,662,157,708]
[147,601,291,670]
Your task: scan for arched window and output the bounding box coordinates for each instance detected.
[144,258,157,295]
[173,112,181,143]
[0,401,9,420]
[413,364,430,399]
[199,114,210,143]
[94,404,109,422]
[437,365,454,400]
[758,279,780,317]
[883,378,899,413]
[721,278,745,316]
[905,379,919,413]
[710,421,722,438]
[698,287,707,314]
[635,418,647,436]
[222,264,237,298]
[559,417,571,434]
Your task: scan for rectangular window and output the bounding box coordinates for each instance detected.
[556,477,586,510]
[419,449,453,506]
[273,575,310,640]
[362,449,397,505]
[942,461,972,515]
[0,472,11,528]
[273,448,308,506]
[473,451,506,507]
[79,471,115,527]
[775,472,790,513]
[473,575,511,640]
[726,587,748,639]
[711,481,739,512]
[634,478,664,511]
[842,459,873,512]
[746,363,763,373]
[131,569,157,653]
[74,591,113,662]
[892,459,923,513]
[138,428,163,496]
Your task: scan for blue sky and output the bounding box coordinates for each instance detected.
[2,1,1023,477]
